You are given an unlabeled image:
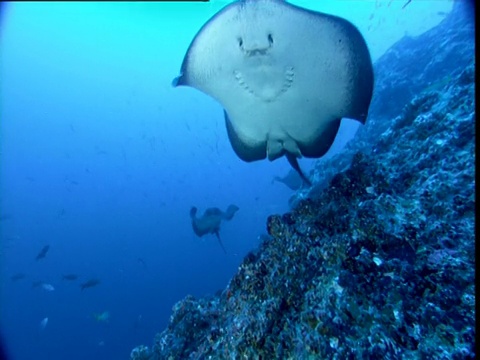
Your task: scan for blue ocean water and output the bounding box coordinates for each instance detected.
[0,1,453,359]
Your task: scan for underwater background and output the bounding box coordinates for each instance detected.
[0,1,473,359]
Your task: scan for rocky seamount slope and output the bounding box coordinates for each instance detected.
[131,1,475,359]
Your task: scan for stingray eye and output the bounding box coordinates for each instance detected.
[268,33,274,44]
[237,37,243,47]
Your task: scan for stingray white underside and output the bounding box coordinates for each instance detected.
[176,0,373,161]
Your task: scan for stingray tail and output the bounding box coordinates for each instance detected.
[214,231,227,254]
[286,154,312,187]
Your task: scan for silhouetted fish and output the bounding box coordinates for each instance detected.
[80,279,100,291]
[35,245,50,261]
[94,146,107,155]
[0,214,12,222]
[402,0,412,9]
[62,274,78,281]
[10,273,26,282]
[31,280,43,288]
[137,258,148,269]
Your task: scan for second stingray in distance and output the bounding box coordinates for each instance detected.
[190,205,239,253]
[173,0,374,184]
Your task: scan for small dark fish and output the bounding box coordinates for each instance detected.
[80,279,100,291]
[94,146,107,155]
[402,0,412,9]
[10,273,26,281]
[31,280,43,288]
[63,175,79,186]
[149,137,156,152]
[35,245,50,261]
[137,258,148,269]
[62,274,78,281]
[0,214,12,222]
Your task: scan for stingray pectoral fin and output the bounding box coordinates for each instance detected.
[223,205,239,220]
[191,220,202,237]
[342,28,374,124]
[225,111,266,162]
[298,119,341,158]
[172,74,185,88]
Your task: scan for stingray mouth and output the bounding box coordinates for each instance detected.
[233,66,294,102]
[244,49,269,57]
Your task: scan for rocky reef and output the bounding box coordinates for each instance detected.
[300,0,475,201]
[131,1,475,359]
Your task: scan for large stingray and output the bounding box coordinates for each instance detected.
[173,0,374,184]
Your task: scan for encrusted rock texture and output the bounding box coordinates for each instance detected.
[303,0,475,197]
[131,1,475,359]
